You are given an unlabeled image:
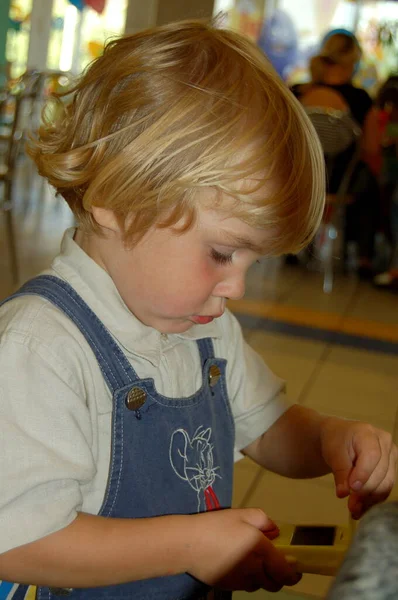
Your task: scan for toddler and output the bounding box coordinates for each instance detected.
[0,20,396,600]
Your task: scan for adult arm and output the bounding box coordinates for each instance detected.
[362,107,383,175]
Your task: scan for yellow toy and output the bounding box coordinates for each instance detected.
[271,517,356,576]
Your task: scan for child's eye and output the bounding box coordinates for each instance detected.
[210,249,233,265]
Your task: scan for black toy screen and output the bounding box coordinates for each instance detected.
[291,526,336,546]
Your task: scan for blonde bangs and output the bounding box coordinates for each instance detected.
[28,20,325,253]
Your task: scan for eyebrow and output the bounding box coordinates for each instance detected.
[217,231,265,254]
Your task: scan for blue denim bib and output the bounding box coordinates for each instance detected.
[0,276,234,600]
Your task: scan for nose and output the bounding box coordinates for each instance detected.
[213,271,246,301]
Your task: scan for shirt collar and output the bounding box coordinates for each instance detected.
[50,229,222,367]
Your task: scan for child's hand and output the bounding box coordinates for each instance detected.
[320,418,398,519]
[187,507,301,592]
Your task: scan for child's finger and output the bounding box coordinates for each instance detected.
[348,451,395,518]
[241,507,274,532]
[348,430,395,494]
[262,525,280,541]
[261,518,280,540]
[347,429,384,491]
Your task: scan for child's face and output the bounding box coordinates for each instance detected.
[85,194,270,334]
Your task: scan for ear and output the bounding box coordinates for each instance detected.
[169,429,189,481]
[91,206,121,234]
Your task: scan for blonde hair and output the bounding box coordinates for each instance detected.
[310,33,362,84]
[28,20,325,255]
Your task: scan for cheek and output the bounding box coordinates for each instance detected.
[165,260,219,305]
[186,260,219,291]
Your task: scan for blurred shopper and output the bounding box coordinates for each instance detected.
[373,76,398,292]
[292,31,381,278]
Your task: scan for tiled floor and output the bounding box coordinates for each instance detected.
[1,157,398,599]
[231,267,398,599]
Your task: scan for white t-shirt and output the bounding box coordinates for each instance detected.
[0,229,292,554]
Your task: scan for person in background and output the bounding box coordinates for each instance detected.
[373,75,398,292]
[291,31,381,278]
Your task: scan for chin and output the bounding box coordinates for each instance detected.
[167,323,194,334]
[159,319,194,334]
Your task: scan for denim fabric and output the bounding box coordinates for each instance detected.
[2,276,234,600]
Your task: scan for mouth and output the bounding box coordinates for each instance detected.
[190,314,223,325]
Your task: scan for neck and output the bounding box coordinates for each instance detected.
[73,228,109,274]
[323,74,349,85]
[322,65,352,86]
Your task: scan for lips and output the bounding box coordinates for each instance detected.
[190,315,215,325]
[190,312,224,325]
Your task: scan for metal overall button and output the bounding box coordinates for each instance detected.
[49,588,73,596]
[208,364,221,387]
[125,387,146,419]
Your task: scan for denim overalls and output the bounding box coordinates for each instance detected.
[0,275,235,600]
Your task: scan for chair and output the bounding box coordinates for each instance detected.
[303,96,362,292]
[0,70,73,285]
[0,89,24,283]
[16,70,71,134]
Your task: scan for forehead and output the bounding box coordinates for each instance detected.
[196,203,270,255]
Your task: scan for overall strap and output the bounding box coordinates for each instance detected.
[196,337,215,365]
[2,275,138,393]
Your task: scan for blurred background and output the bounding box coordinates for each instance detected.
[2,0,397,88]
[0,1,397,598]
